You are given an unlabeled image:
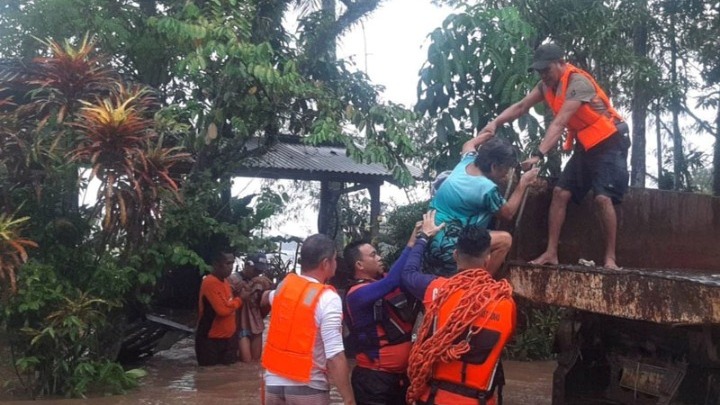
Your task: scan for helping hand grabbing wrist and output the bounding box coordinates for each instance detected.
[419,210,445,239]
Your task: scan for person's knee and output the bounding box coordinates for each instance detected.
[594,194,613,207]
[491,231,512,251]
[552,187,572,203]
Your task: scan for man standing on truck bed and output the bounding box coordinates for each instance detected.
[478,42,629,269]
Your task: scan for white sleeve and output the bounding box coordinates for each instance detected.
[316,290,344,359]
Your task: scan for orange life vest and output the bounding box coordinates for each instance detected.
[261,273,334,382]
[543,63,624,151]
[421,285,516,405]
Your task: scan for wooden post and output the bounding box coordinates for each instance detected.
[318,181,342,237]
[368,183,381,240]
[318,181,330,235]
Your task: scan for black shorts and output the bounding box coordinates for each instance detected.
[195,335,238,366]
[557,133,629,205]
[351,366,409,405]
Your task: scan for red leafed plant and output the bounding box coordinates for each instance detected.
[0,213,38,295]
[71,84,189,240]
[28,34,115,123]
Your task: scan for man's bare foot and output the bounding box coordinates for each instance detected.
[603,258,620,270]
[529,252,559,266]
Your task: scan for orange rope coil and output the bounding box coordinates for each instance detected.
[406,269,513,403]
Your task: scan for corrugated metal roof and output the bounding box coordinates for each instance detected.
[240,140,423,181]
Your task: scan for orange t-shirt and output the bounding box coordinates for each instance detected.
[197,274,242,339]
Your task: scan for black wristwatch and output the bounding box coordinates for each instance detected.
[531,149,545,160]
[416,231,430,240]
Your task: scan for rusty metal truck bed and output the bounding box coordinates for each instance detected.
[507,262,720,325]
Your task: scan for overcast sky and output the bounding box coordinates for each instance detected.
[336,1,453,106]
[237,1,454,237]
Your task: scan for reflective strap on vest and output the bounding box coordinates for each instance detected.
[425,379,491,405]
[423,360,504,405]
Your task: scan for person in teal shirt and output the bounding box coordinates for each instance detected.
[426,136,539,276]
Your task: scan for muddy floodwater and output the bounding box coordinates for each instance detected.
[1,336,554,404]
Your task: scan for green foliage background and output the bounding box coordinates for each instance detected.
[0,0,719,398]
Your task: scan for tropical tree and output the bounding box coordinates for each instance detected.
[414,6,541,174]
[0,213,37,296]
[685,0,720,195]
[0,35,186,397]
[628,0,651,187]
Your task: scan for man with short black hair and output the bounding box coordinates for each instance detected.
[195,249,243,366]
[479,42,629,269]
[343,223,435,405]
[262,234,356,405]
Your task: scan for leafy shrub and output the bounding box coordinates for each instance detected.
[377,200,429,264]
[67,361,146,398]
[505,300,564,361]
[3,260,144,398]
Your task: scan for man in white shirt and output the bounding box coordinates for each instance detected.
[261,234,355,405]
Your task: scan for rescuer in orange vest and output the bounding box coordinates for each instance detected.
[261,233,355,405]
[400,211,516,405]
[479,42,630,269]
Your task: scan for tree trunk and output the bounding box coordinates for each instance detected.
[368,183,380,240]
[630,0,648,187]
[669,17,685,190]
[713,104,720,196]
[138,0,157,16]
[318,181,342,238]
[251,0,287,50]
[322,0,337,59]
[655,102,664,189]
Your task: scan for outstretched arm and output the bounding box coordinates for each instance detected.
[400,211,445,301]
[462,131,494,154]
[521,97,583,169]
[345,222,424,309]
[538,99,581,154]
[478,85,544,137]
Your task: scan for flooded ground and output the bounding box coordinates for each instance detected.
[1,336,554,404]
